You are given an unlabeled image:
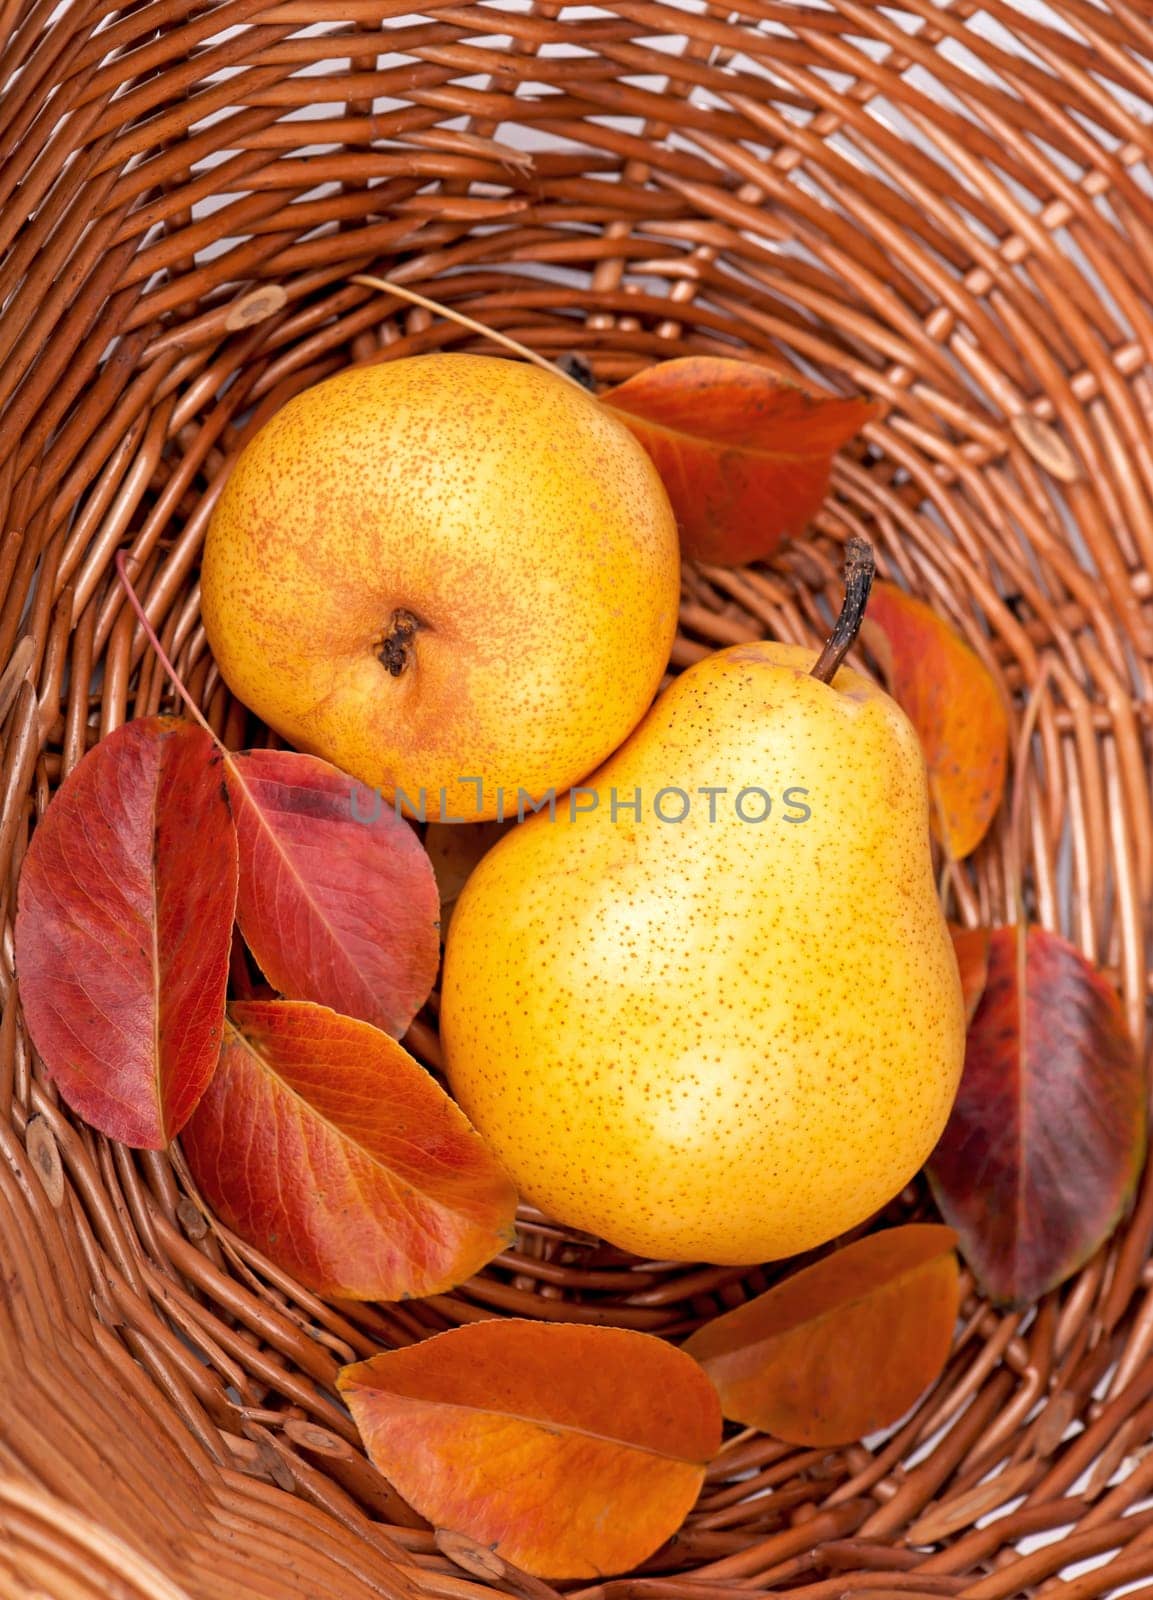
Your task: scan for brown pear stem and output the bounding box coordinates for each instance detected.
[809,536,875,684]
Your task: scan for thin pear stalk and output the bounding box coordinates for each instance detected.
[810,535,874,684]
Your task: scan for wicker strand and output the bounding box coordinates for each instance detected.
[2,1,1153,1596]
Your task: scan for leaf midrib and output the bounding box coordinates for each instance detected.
[225,1014,477,1229]
[355,1387,706,1467]
[232,762,373,1008]
[605,405,849,465]
[703,1249,950,1359]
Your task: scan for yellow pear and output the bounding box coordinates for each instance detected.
[201,354,680,820]
[440,544,965,1263]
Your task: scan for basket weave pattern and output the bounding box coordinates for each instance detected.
[3,2,1153,1596]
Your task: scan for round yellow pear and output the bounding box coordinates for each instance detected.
[440,585,966,1264]
[201,354,680,820]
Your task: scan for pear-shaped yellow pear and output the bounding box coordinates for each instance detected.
[441,566,965,1265]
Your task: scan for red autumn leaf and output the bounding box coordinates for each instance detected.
[14,717,236,1148]
[861,582,1008,860]
[338,1320,722,1579]
[951,925,991,1025]
[927,926,1145,1307]
[226,750,440,1038]
[181,999,516,1299]
[681,1225,959,1447]
[600,356,878,566]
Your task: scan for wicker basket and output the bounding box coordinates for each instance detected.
[3,2,1153,1596]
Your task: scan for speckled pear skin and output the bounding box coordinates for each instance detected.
[440,642,967,1265]
[201,354,680,821]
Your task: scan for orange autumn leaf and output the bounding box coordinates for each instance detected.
[951,924,991,1024]
[338,1320,722,1579]
[861,582,1008,859]
[682,1225,959,1446]
[181,999,517,1300]
[600,356,878,566]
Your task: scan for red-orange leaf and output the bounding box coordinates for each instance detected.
[600,356,878,566]
[15,717,236,1147]
[682,1225,958,1447]
[928,926,1145,1307]
[951,925,991,1025]
[227,750,439,1037]
[338,1320,722,1579]
[181,999,516,1299]
[861,583,1008,860]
